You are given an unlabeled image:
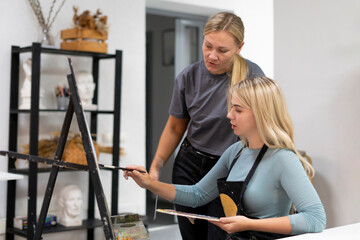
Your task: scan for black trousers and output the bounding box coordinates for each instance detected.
[172,138,227,240]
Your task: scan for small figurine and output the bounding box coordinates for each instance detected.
[19,58,45,109]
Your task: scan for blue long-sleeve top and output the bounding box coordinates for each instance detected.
[173,142,326,235]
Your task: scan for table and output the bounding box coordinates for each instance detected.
[284,222,360,239]
[0,171,24,181]
[0,172,24,235]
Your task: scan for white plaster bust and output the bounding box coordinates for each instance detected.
[19,59,32,109]
[58,185,83,226]
[76,71,97,110]
[19,58,45,109]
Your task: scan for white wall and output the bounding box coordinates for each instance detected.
[274,0,360,228]
[235,0,274,78]
[0,1,146,239]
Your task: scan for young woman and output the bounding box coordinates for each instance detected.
[125,77,326,239]
[149,12,264,240]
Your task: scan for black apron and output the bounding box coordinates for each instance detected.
[217,145,290,240]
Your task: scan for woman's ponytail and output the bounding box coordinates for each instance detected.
[230,54,248,86]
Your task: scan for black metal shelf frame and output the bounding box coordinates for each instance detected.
[10,109,115,114]
[8,219,103,238]
[6,42,122,240]
[12,46,116,58]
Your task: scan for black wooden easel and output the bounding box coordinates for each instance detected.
[0,57,115,240]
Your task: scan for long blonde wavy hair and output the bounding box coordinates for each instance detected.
[228,77,314,178]
[204,12,248,85]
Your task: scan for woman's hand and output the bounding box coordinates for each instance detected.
[210,215,292,235]
[123,165,153,189]
[209,216,251,234]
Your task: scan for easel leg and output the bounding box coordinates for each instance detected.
[67,71,115,239]
[33,98,74,240]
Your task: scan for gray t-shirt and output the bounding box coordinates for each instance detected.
[169,59,264,156]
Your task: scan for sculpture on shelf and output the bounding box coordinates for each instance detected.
[76,71,97,110]
[58,185,83,227]
[19,58,45,109]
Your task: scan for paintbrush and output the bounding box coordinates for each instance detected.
[98,164,146,173]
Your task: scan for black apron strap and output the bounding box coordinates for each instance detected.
[240,144,268,198]
[238,144,268,215]
[226,147,244,178]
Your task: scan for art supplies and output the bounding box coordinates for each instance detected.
[111,214,150,240]
[55,85,70,110]
[55,85,70,97]
[156,209,220,222]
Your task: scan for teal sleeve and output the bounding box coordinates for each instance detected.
[173,143,241,207]
[279,154,326,234]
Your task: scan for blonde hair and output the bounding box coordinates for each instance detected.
[204,12,248,85]
[228,77,314,178]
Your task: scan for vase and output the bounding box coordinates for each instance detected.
[40,28,55,47]
[56,96,69,110]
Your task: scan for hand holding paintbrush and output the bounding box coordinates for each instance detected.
[98,164,146,173]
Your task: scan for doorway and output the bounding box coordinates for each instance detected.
[145,11,206,226]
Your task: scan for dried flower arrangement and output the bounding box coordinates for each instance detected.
[73,7,108,35]
[60,7,109,53]
[17,132,124,168]
[27,0,66,45]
